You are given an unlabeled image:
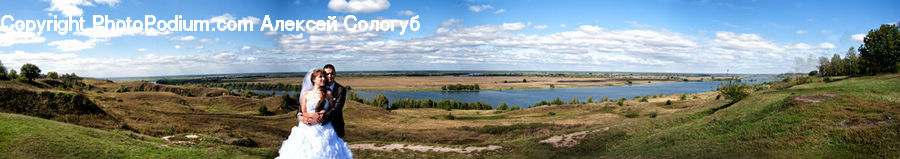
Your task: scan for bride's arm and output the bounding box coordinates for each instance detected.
[320,91,333,114]
[298,92,309,122]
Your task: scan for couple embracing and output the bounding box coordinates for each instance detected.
[276,64,353,159]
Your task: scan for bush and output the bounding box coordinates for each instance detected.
[510,105,520,110]
[717,78,749,102]
[257,105,274,116]
[47,72,59,79]
[548,112,556,116]
[498,102,509,110]
[665,100,672,105]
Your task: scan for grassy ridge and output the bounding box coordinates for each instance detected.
[355,74,900,158]
[0,113,277,159]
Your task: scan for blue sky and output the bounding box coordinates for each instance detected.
[0,0,897,78]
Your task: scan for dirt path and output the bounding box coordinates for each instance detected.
[348,143,502,153]
[539,127,609,148]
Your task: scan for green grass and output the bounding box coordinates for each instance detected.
[0,113,277,159]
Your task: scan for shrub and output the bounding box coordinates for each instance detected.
[510,105,520,110]
[665,100,672,105]
[257,105,274,116]
[498,102,509,110]
[548,112,556,116]
[717,78,749,102]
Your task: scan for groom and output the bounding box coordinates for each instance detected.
[302,64,347,138]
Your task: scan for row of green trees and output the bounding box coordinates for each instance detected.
[346,91,496,110]
[0,62,81,86]
[817,23,900,76]
[441,83,480,91]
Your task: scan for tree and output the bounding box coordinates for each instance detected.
[0,60,6,80]
[498,102,509,110]
[8,69,17,79]
[47,72,59,79]
[858,23,900,74]
[510,105,520,110]
[19,63,41,81]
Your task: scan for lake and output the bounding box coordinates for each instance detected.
[240,77,778,108]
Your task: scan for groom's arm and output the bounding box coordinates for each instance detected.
[321,85,346,123]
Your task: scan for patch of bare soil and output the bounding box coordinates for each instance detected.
[539,127,609,148]
[792,94,839,104]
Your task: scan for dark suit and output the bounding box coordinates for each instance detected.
[323,82,346,138]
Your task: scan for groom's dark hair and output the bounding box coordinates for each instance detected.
[323,64,335,71]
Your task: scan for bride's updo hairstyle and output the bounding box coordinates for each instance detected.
[310,69,328,112]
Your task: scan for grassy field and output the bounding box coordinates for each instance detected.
[0,74,897,158]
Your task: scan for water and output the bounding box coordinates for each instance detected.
[240,77,778,108]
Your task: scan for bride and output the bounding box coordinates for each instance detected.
[276,69,353,159]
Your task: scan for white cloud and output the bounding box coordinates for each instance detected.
[241,46,252,50]
[397,10,415,16]
[92,0,119,6]
[851,34,866,42]
[820,30,832,34]
[533,25,548,30]
[501,23,525,31]
[468,5,493,12]
[137,48,146,52]
[46,0,93,17]
[559,24,567,28]
[328,0,390,13]
[47,39,96,52]
[440,19,461,27]
[174,45,181,49]
[818,42,835,49]
[170,36,196,41]
[74,27,171,40]
[493,9,505,14]
[240,16,262,25]
[795,30,807,34]
[209,14,235,23]
[0,27,47,46]
[625,21,650,28]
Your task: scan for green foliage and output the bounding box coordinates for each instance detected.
[550,97,565,105]
[665,100,672,105]
[498,102,509,110]
[0,60,7,80]
[280,94,299,111]
[19,63,41,81]
[440,83,480,91]
[47,72,59,79]
[534,100,549,106]
[569,97,580,104]
[257,105,274,116]
[858,23,900,74]
[616,98,626,106]
[680,93,687,100]
[372,95,390,109]
[510,105,520,110]
[586,97,594,103]
[8,69,18,79]
[548,112,556,116]
[640,96,649,102]
[717,78,749,102]
[549,84,555,88]
[818,47,864,76]
[114,86,129,93]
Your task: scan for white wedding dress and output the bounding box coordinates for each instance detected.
[276,96,353,159]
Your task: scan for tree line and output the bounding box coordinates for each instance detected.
[441,83,480,91]
[816,23,900,76]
